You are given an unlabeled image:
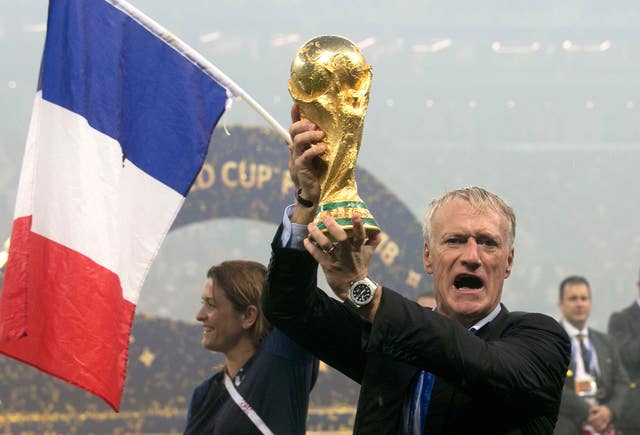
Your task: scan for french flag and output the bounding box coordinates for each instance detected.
[0,0,230,410]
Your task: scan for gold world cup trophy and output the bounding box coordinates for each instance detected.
[289,35,380,237]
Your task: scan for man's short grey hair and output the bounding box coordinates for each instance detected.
[422,186,516,247]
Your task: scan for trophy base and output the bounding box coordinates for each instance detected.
[314,200,380,238]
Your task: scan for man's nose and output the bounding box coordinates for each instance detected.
[460,239,481,270]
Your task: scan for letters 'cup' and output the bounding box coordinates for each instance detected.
[289,35,380,237]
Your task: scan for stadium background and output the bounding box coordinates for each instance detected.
[1,0,639,433]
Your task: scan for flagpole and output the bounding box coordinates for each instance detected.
[107,0,292,145]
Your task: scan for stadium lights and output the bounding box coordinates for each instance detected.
[23,23,47,33]
[411,38,452,53]
[357,37,376,50]
[491,41,541,54]
[562,40,612,52]
[199,32,221,43]
[271,33,300,47]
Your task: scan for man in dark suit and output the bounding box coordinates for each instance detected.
[608,270,640,434]
[554,276,629,435]
[262,107,571,434]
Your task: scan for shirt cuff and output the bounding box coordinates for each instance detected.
[280,204,309,250]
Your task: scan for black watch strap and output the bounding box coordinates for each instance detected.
[296,189,314,208]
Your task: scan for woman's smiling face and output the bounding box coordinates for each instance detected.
[196,278,247,353]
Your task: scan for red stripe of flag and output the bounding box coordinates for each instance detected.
[0,216,135,409]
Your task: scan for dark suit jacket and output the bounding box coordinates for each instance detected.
[608,302,640,382]
[263,229,571,434]
[608,302,640,434]
[553,328,630,435]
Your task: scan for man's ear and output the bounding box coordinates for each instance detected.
[242,305,258,330]
[423,242,433,275]
[504,247,515,279]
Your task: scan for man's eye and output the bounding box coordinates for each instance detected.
[477,237,498,247]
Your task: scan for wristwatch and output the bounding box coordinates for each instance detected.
[346,277,378,309]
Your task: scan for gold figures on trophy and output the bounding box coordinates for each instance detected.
[289,35,380,237]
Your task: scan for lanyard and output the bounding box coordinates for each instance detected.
[223,373,274,435]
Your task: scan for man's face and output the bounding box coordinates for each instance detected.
[558,283,591,329]
[423,199,514,327]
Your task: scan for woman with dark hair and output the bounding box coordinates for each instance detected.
[184,260,318,435]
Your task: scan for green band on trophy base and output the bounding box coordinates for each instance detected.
[317,201,369,213]
[317,217,379,232]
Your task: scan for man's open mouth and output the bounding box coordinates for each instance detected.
[453,274,484,289]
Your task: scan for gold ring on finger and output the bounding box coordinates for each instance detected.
[323,245,335,255]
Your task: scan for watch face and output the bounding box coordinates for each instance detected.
[352,283,372,304]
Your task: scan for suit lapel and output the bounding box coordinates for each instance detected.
[475,304,510,340]
[589,329,613,392]
[629,303,640,334]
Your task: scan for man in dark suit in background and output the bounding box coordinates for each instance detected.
[262,107,571,434]
[608,269,640,435]
[555,276,629,435]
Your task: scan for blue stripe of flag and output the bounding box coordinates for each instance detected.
[39,0,228,196]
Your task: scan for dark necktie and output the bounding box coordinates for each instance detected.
[577,333,591,373]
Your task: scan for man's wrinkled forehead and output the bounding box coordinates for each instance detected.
[440,198,513,241]
[436,199,509,229]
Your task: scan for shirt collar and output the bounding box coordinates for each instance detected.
[560,318,589,338]
[469,304,502,333]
